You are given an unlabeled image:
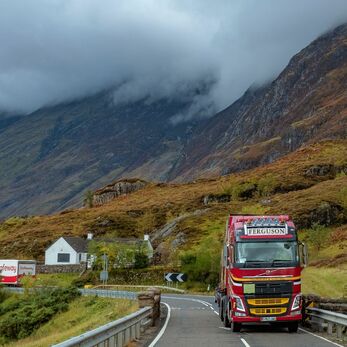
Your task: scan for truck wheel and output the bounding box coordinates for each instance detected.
[220,302,224,322]
[224,306,231,328]
[288,322,298,333]
[232,322,242,332]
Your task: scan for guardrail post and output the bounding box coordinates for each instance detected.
[109,335,115,346]
[135,321,141,339]
[125,327,130,344]
[117,330,124,347]
[327,322,333,335]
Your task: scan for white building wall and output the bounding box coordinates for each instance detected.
[80,253,88,262]
[45,238,78,265]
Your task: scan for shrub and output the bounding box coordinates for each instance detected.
[0,288,11,304]
[180,236,221,287]
[0,287,80,342]
[307,223,330,252]
[231,182,257,200]
[257,174,278,197]
[134,252,149,269]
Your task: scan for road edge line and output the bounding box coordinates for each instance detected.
[240,337,251,347]
[299,328,344,347]
[148,302,171,347]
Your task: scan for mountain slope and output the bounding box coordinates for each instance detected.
[0,24,346,218]
[0,140,346,259]
[169,24,347,180]
[0,93,200,217]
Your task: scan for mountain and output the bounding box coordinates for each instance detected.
[0,93,201,217]
[0,24,346,218]
[168,23,347,180]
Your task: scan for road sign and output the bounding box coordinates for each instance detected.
[164,272,187,282]
[100,270,108,281]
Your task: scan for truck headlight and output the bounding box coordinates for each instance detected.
[234,295,245,312]
[291,294,301,311]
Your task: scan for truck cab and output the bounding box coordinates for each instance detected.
[219,215,307,332]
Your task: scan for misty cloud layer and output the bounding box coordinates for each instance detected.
[0,0,346,119]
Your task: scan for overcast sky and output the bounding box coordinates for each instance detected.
[0,0,346,118]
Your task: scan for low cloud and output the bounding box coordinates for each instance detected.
[0,0,346,118]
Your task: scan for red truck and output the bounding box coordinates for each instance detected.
[218,215,307,332]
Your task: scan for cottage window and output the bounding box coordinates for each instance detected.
[57,253,70,263]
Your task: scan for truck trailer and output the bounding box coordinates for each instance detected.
[0,259,36,285]
[218,215,307,332]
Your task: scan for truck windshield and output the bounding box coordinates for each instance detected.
[235,241,298,267]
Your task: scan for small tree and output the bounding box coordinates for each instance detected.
[307,223,329,252]
[257,174,277,197]
[134,252,149,269]
[84,190,94,208]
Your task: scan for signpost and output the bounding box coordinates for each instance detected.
[100,254,108,287]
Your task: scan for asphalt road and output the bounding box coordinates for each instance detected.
[149,294,343,347]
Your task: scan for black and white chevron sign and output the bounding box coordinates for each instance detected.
[164,272,187,282]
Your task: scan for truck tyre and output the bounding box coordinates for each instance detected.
[220,301,224,322]
[232,322,242,332]
[288,321,298,333]
[223,304,231,328]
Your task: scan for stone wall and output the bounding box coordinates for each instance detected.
[92,179,148,206]
[36,263,86,274]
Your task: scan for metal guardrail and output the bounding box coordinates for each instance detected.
[79,288,137,300]
[92,284,185,293]
[306,307,347,339]
[51,306,152,347]
[4,287,137,300]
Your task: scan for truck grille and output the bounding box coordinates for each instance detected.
[247,298,289,306]
[250,307,287,315]
[255,282,292,295]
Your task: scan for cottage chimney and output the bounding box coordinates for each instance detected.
[144,234,149,241]
[87,233,93,240]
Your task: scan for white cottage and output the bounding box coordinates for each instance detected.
[45,236,89,265]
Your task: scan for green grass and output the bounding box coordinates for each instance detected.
[302,264,347,298]
[7,296,138,347]
[34,273,79,287]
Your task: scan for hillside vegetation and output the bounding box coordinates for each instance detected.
[0,290,137,347]
[0,141,346,284]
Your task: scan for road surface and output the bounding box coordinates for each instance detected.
[149,294,343,347]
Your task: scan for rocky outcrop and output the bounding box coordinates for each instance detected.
[304,164,347,178]
[202,194,231,205]
[92,179,148,206]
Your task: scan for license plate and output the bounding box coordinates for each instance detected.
[260,317,276,322]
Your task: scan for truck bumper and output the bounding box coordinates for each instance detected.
[232,313,302,323]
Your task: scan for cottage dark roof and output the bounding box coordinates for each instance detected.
[63,237,88,253]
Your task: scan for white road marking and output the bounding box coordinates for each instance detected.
[148,302,171,347]
[219,326,231,330]
[161,296,220,318]
[299,328,344,347]
[240,337,251,347]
